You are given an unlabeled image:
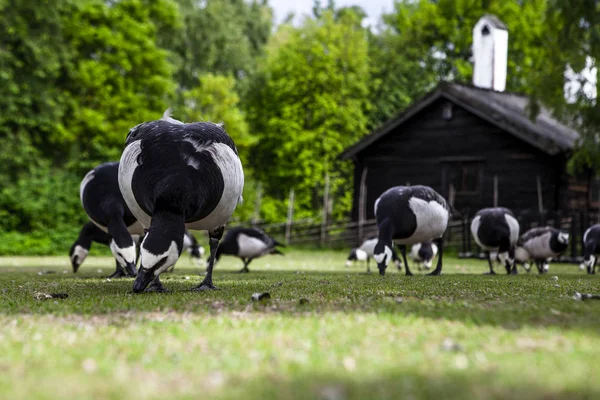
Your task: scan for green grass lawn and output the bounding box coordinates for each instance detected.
[0,250,599,400]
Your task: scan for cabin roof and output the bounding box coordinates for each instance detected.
[479,14,507,30]
[339,82,580,160]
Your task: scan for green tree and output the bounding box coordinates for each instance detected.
[0,0,71,184]
[60,0,178,169]
[534,0,599,175]
[172,0,272,91]
[247,10,370,221]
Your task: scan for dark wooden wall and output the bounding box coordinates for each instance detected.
[351,98,569,220]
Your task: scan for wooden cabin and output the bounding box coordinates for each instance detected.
[339,82,584,221]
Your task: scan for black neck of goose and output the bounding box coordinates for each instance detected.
[584,241,596,259]
[144,210,186,254]
[378,218,394,246]
[77,224,94,250]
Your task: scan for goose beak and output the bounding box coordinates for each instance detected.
[378,265,386,276]
[124,262,138,277]
[71,257,80,274]
[133,269,153,293]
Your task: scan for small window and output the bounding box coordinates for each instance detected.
[447,162,482,195]
[482,25,490,35]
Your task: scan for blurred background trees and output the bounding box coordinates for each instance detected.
[0,0,596,253]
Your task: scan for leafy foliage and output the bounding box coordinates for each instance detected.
[247,10,370,221]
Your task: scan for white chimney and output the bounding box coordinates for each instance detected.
[472,15,508,92]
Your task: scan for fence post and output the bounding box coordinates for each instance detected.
[466,212,472,255]
[570,213,577,260]
[251,182,262,226]
[358,167,368,245]
[320,173,330,247]
[493,175,498,207]
[536,175,545,224]
[285,188,294,245]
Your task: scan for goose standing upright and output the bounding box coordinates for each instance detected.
[372,185,450,276]
[119,111,244,292]
[77,162,144,278]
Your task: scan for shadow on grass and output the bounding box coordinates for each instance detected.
[227,370,597,400]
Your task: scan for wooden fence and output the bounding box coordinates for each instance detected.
[230,209,599,263]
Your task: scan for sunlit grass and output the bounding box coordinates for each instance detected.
[0,250,598,399]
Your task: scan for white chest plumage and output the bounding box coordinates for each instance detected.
[470,215,487,249]
[185,141,244,231]
[410,243,422,260]
[359,238,377,256]
[119,140,151,229]
[354,248,369,261]
[397,197,448,244]
[80,170,95,206]
[522,232,555,258]
[183,233,193,249]
[236,234,269,258]
[514,246,530,263]
[504,214,520,246]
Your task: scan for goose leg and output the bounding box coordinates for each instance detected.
[427,238,443,276]
[193,226,224,291]
[366,257,371,274]
[146,276,168,292]
[485,252,496,275]
[239,258,252,273]
[108,260,128,278]
[399,245,413,276]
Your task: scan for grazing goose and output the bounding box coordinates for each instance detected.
[215,227,284,273]
[581,224,600,274]
[346,236,402,273]
[410,241,438,271]
[69,221,112,273]
[372,185,450,276]
[78,162,144,278]
[515,227,569,274]
[119,111,244,292]
[471,207,520,275]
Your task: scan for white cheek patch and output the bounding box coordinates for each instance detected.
[140,241,180,276]
[498,252,513,266]
[585,255,597,268]
[109,241,136,267]
[423,260,433,269]
[543,263,550,272]
[72,245,89,265]
[514,247,530,263]
[374,246,393,265]
[558,233,569,244]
